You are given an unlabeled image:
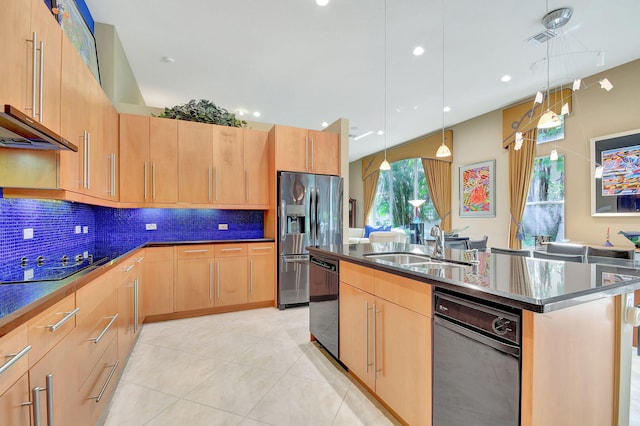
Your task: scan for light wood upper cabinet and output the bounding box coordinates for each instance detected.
[119,114,150,202]
[59,36,99,195]
[98,89,119,200]
[244,129,270,206]
[213,126,245,204]
[119,115,178,204]
[273,125,340,175]
[149,117,178,203]
[178,120,213,204]
[0,0,61,134]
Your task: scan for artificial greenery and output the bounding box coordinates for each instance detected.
[156,99,247,127]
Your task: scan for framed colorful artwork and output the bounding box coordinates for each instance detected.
[459,159,496,217]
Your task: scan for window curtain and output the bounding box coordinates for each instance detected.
[362,171,380,225]
[508,128,536,248]
[422,158,452,231]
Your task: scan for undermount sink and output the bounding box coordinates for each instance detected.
[363,253,470,269]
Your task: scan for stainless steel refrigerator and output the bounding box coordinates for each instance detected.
[277,172,343,309]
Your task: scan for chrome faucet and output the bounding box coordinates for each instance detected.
[430,224,444,259]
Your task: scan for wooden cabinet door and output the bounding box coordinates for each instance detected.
[248,244,275,303]
[244,129,270,206]
[117,264,135,361]
[375,298,431,426]
[29,329,78,426]
[59,36,97,194]
[213,125,245,204]
[0,374,31,426]
[178,120,213,204]
[339,282,375,390]
[119,114,150,203]
[175,257,214,311]
[149,117,178,203]
[309,130,340,176]
[0,0,31,116]
[215,256,248,307]
[143,246,175,316]
[98,90,119,200]
[274,125,308,173]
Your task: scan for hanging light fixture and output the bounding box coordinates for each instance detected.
[379,0,391,171]
[435,0,451,158]
[537,6,572,129]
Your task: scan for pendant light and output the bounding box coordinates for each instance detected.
[435,0,451,158]
[379,0,391,171]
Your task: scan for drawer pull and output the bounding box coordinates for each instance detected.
[0,345,31,375]
[122,264,135,273]
[221,248,242,252]
[184,249,209,253]
[46,307,80,332]
[251,247,272,251]
[92,360,119,402]
[134,257,145,263]
[88,314,119,344]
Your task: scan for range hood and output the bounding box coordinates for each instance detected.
[0,104,78,152]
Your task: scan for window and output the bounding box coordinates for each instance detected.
[521,154,565,248]
[370,158,440,230]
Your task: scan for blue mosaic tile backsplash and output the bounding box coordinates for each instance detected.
[0,197,264,277]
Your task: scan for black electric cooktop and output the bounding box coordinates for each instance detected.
[0,256,109,284]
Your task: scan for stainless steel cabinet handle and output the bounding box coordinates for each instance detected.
[111,153,116,197]
[92,360,119,402]
[249,258,254,295]
[122,264,135,273]
[38,40,44,122]
[208,167,212,201]
[32,385,43,426]
[221,248,242,252]
[311,137,315,171]
[133,279,139,333]
[152,162,156,200]
[87,132,91,189]
[365,301,372,373]
[46,307,80,332]
[0,345,31,375]
[214,167,218,201]
[216,260,220,299]
[209,261,213,300]
[134,257,144,263]
[305,135,309,170]
[29,32,37,117]
[32,375,54,426]
[184,249,208,254]
[373,304,377,380]
[88,314,118,344]
[251,247,272,251]
[83,130,88,189]
[46,375,53,426]
[144,162,148,200]
[245,169,249,201]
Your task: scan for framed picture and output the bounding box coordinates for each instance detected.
[537,115,565,144]
[459,160,496,217]
[56,0,100,83]
[591,129,640,216]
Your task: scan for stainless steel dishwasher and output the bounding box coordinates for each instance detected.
[433,291,521,426]
[309,255,339,359]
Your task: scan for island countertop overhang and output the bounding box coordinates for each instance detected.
[308,243,640,313]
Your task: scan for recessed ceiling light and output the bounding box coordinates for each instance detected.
[413,46,425,56]
[443,106,451,112]
[377,130,384,135]
[321,122,328,127]
[253,111,261,117]
[316,0,329,5]
[501,75,512,82]
[237,111,245,116]
[161,56,175,63]
[413,105,419,110]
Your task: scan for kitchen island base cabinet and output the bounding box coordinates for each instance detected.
[339,261,432,426]
[0,374,31,425]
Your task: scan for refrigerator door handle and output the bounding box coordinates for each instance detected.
[315,187,321,244]
[309,186,315,245]
[280,200,287,241]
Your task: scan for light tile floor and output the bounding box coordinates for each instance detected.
[102,307,400,426]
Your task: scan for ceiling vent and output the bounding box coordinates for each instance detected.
[526,7,573,46]
[526,29,558,45]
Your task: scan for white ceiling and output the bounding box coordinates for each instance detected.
[84,0,640,162]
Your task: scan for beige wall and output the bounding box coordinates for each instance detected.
[349,58,640,249]
[349,159,365,227]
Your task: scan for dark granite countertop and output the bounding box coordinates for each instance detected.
[0,239,275,336]
[308,243,640,313]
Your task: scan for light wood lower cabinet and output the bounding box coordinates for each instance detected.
[143,246,175,316]
[0,373,31,426]
[175,245,215,311]
[339,262,432,426]
[117,254,144,363]
[248,243,275,303]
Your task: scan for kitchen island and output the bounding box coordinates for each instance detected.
[308,242,640,426]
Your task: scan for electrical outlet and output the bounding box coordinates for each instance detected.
[23,228,33,240]
[218,223,228,230]
[83,251,88,258]
[75,225,81,234]
[24,269,34,280]
[145,223,157,231]
[83,226,88,234]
